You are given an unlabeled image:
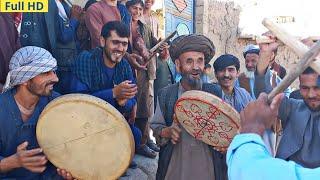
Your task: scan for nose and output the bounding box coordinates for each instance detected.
[308,88,317,98]
[224,69,230,77]
[49,71,59,83]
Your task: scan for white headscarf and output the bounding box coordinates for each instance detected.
[2,46,57,93]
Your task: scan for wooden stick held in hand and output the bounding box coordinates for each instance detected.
[267,41,320,103]
[262,18,320,74]
[144,31,177,65]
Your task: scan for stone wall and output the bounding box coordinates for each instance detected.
[195,0,300,89]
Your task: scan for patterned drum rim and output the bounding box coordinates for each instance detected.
[174,90,240,150]
[36,94,134,180]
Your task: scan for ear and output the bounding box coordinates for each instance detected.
[100,37,106,47]
[175,59,181,73]
[236,70,240,78]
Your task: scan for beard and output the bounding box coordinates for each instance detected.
[27,81,55,97]
[244,68,255,79]
[181,72,203,90]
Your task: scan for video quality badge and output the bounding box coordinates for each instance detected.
[0,0,48,12]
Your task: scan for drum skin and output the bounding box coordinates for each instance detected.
[174,90,240,150]
[36,94,134,180]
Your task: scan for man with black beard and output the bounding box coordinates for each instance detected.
[0,46,74,179]
[67,21,142,167]
[151,34,232,180]
[255,38,320,168]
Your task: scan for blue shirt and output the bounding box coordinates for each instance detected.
[227,133,320,180]
[0,89,60,179]
[68,65,136,114]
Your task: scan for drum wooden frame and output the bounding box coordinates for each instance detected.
[174,90,240,150]
[36,94,134,180]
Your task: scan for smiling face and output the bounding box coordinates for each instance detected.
[101,30,128,67]
[25,71,59,96]
[175,51,205,89]
[128,3,143,22]
[299,73,320,111]
[215,65,239,92]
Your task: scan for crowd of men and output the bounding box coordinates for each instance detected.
[1,0,320,179]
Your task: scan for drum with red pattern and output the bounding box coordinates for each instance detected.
[174,90,240,151]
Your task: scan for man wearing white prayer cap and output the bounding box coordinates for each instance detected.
[0,46,73,179]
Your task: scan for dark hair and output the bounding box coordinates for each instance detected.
[101,21,130,39]
[126,0,144,9]
[213,54,240,72]
[84,0,97,11]
[302,67,316,74]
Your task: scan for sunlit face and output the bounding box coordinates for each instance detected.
[299,73,320,111]
[128,3,143,21]
[26,71,59,96]
[245,53,259,72]
[144,0,155,9]
[215,65,239,90]
[102,30,128,66]
[175,51,205,89]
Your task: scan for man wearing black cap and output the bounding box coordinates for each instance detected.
[151,34,231,180]
[213,54,253,112]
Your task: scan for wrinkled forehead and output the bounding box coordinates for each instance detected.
[178,51,205,61]
[245,53,259,60]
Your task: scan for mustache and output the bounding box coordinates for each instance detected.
[45,81,57,86]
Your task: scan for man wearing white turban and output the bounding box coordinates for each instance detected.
[0,46,73,179]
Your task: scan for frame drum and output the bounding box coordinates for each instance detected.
[36,94,134,180]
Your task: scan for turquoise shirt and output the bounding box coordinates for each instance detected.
[227,134,320,180]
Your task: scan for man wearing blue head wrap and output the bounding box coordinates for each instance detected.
[0,46,74,179]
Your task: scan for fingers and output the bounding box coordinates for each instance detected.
[170,125,181,144]
[17,141,28,151]
[57,168,74,180]
[28,166,47,173]
[270,93,284,111]
[23,148,43,157]
[22,155,47,165]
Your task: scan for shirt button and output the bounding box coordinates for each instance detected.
[33,22,37,25]
[22,34,28,38]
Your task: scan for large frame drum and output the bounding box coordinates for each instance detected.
[37,94,134,180]
[175,90,240,151]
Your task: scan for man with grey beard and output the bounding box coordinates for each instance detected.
[238,44,291,99]
[150,34,230,180]
[238,44,260,99]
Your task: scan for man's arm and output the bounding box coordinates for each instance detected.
[227,134,320,180]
